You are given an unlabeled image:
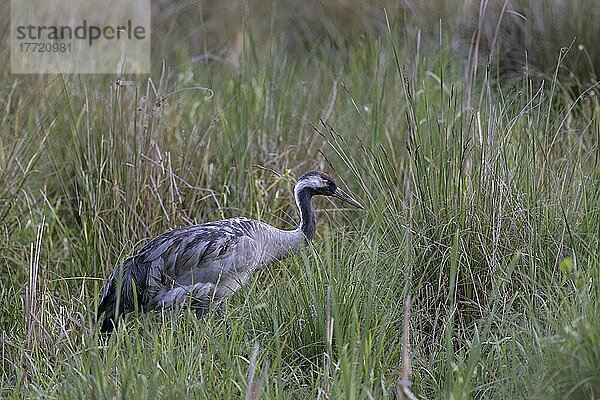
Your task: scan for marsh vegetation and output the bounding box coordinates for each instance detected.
[1,1,599,398]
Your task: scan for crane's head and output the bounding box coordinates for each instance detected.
[295,170,364,209]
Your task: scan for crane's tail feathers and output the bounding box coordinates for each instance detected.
[97,261,140,334]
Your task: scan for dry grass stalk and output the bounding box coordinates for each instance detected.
[246,342,268,400]
[396,295,417,400]
[26,217,45,351]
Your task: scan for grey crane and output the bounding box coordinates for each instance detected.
[97,170,363,333]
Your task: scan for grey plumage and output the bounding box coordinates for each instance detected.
[97,170,363,333]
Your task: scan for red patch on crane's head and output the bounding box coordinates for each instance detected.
[320,172,330,180]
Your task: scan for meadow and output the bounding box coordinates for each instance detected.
[1,1,599,398]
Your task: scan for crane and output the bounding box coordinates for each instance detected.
[97,170,363,333]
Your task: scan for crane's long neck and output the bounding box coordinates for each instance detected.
[295,186,316,240]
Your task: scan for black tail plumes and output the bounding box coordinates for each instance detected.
[97,259,144,333]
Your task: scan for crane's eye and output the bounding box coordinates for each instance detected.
[320,172,330,180]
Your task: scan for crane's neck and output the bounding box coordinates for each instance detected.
[252,183,315,265]
[295,185,316,240]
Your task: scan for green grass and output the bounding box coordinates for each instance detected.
[1,5,600,399]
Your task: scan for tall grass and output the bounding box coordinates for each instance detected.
[1,2,599,399]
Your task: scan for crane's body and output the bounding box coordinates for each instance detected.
[98,171,363,333]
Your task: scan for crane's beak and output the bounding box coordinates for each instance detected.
[332,187,365,209]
